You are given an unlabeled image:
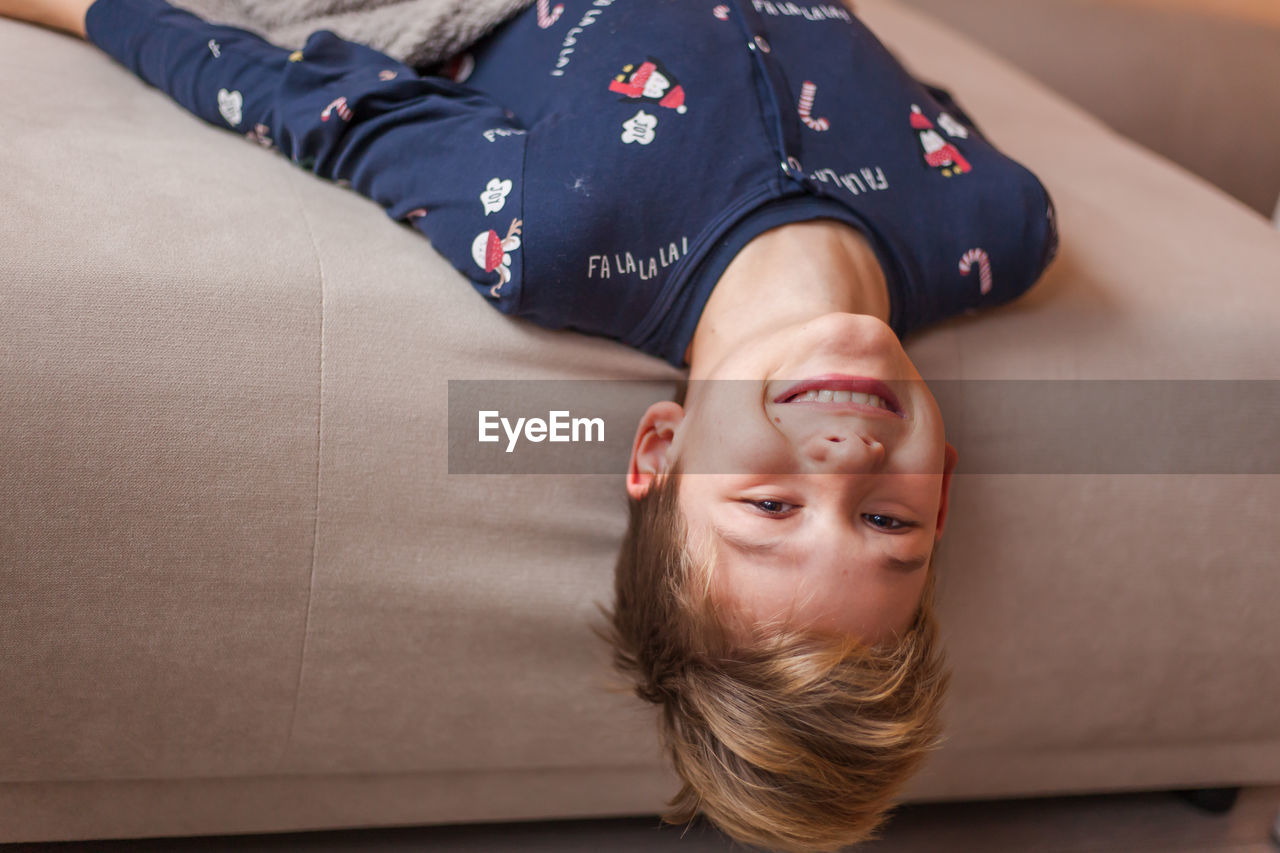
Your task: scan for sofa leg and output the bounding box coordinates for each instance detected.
[1174,787,1240,814]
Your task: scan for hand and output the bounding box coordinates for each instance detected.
[0,0,93,38]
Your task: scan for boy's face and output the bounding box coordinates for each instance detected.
[627,312,957,646]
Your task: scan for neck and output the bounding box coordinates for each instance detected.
[685,220,890,379]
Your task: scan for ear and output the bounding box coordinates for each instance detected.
[626,401,685,499]
[933,441,959,542]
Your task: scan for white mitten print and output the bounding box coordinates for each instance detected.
[937,112,969,139]
[217,88,243,127]
[480,178,513,215]
[621,110,657,145]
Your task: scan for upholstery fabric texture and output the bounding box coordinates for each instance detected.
[894,0,1280,217]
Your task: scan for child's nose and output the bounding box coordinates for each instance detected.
[802,430,886,472]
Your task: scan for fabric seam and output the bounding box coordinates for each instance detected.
[277,169,327,770]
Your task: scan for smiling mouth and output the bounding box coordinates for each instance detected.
[773,376,904,417]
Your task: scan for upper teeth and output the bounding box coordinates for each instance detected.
[788,389,891,409]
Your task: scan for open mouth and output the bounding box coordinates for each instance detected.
[773,375,904,417]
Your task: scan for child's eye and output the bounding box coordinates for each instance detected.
[745,499,797,516]
[864,513,911,531]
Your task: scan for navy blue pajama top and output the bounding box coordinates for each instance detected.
[86,0,1059,367]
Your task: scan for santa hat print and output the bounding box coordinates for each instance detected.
[910,104,934,130]
[659,86,685,112]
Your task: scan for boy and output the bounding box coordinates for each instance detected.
[2,0,1056,847]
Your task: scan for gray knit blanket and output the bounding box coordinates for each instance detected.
[168,0,536,70]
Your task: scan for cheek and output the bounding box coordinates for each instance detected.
[896,428,949,477]
[710,563,793,629]
[680,409,777,474]
[694,426,791,474]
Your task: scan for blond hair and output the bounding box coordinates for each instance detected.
[591,466,949,852]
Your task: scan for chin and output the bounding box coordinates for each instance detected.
[783,312,910,370]
[808,310,896,337]
[701,312,910,383]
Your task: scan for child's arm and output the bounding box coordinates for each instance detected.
[0,0,92,37]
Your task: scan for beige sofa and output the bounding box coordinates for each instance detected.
[2,0,1278,844]
[894,0,1280,219]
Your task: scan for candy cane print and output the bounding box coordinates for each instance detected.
[798,81,830,132]
[959,248,993,295]
[536,0,564,28]
[321,97,352,122]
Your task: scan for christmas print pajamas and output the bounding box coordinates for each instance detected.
[84,0,1058,367]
